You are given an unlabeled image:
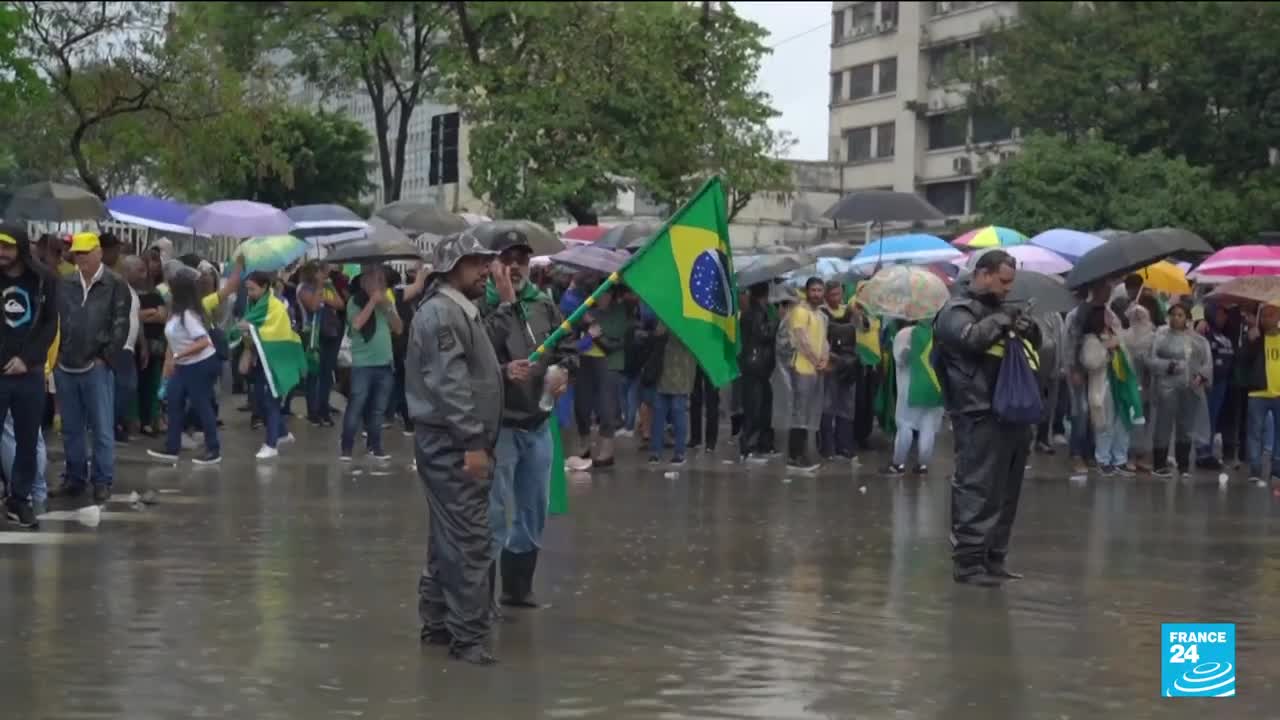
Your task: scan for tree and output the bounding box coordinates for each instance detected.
[246,2,448,204]
[0,3,40,106]
[446,1,789,224]
[975,132,1247,244]
[13,1,256,198]
[193,109,374,211]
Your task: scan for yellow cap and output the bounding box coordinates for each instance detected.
[70,232,100,253]
[0,233,15,246]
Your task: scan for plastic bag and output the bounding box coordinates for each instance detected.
[993,334,1043,425]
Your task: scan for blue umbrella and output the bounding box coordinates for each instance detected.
[106,194,201,234]
[1029,228,1106,263]
[848,233,960,270]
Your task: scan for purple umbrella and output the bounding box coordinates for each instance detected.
[1029,228,1106,263]
[188,200,291,239]
[106,194,201,235]
[548,244,630,275]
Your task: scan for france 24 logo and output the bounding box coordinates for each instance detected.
[1161,623,1235,697]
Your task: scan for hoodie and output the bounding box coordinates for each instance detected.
[0,225,58,374]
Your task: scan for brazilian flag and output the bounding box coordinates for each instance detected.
[621,177,739,387]
[907,325,943,408]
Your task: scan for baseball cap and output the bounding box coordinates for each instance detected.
[0,223,25,246]
[70,232,101,253]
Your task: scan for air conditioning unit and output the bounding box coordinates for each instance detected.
[953,157,973,174]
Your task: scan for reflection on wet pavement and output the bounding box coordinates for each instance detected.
[1,427,1278,718]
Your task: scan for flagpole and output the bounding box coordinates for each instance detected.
[527,270,621,363]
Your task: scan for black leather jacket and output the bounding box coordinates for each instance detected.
[933,287,1041,415]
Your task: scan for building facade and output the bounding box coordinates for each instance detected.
[828,1,1019,217]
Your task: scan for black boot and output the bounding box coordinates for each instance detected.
[502,550,545,609]
[499,549,521,605]
[1175,442,1192,474]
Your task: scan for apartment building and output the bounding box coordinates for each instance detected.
[828,1,1019,218]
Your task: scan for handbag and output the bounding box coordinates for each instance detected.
[993,333,1043,425]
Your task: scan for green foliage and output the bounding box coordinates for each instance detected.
[964,1,1280,244]
[445,1,790,224]
[0,3,40,106]
[194,109,374,210]
[975,133,1250,244]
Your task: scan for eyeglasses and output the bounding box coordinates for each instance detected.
[499,251,532,266]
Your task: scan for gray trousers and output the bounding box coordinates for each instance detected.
[415,428,494,648]
[950,413,1032,574]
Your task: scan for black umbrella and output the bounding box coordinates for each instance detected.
[595,221,662,250]
[1065,229,1211,290]
[548,245,630,275]
[4,181,106,223]
[374,202,469,235]
[467,219,563,256]
[822,190,945,225]
[735,253,809,287]
[324,225,424,264]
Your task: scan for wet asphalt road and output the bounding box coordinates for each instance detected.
[1,424,1279,719]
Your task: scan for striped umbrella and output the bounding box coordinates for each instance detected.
[848,233,961,270]
[955,245,1073,275]
[1189,245,1280,285]
[952,225,1028,249]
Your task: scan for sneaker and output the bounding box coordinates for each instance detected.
[1052,434,1068,446]
[193,452,222,466]
[371,451,392,462]
[92,485,111,505]
[1250,476,1266,487]
[319,417,335,428]
[1071,458,1088,475]
[1097,465,1115,477]
[1196,457,1223,471]
[307,416,323,428]
[1034,441,1055,455]
[48,482,86,499]
[147,448,179,463]
[913,464,928,475]
[787,461,820,475]
[885,464,907,476]
[648,455,660,465]
[1152,466,1173,478]
[565,456,593,472]
[5,498,37,529]
[669,455,686,467]
[256,445,279,460]
[1113,465,1135,477]
[615,429,634,439]
[278,433,296,445]
[705,445,716,454]
[339,453,353,462]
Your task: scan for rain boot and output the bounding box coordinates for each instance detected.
[502,550,545,609]
[499,549,521,605]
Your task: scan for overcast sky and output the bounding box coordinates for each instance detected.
[733,1,831,162]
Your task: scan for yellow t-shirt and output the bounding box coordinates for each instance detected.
[789,304,825,376]
[1250,333,1280,399]
[201,292,220,318]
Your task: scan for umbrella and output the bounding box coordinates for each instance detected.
[1065,229,1212,290]
[962,270,1076,316]
[234,234,308,273]
[855,265,950,320]
[374,201,468,235]
[822,190,945,224]
[460,212,492,226]
[1134,260,1191,295]
[958,245,1073,276]
[561,225,612,244]
[735,253,810,287]
[106,194,200,234]
[595,221,662,250]
[1209,276,1280,307]
[325,231,424,265]
[804,242,861,259]
[952,225,1028,249]
[467,219,564,256]
[1029,228,1107,262]
[287,204,368,246]
[1189,245,1280,284]
[189,200,291,239]
[849,233,960,270]
[547,245,631,275]
[5,181,107,223]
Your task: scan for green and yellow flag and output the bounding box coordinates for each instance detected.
[621,177,740,387]
[243,294,307,399]
[907,324,943,408]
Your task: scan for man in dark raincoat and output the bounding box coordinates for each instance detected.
[934,250,1041,587]
[407,232,531,665]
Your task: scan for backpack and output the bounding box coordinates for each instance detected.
[993,334,1043,425]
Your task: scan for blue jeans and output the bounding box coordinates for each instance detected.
[307,337,341,420]
[1094,421,1131,467]
[1068,382,1093,460]
[3,407,47,504]
[1199,376,1231,458]
[489,421,554,555]
[614,371,638,431]
[56,365,115,488]
[1247,396,1280,478]
[341,365,393,455]
[112,349,137,428]
[253,376,287,448]
[164,356,222,455]
[649,393,689,458]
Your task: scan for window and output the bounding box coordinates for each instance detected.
[878,58,897,94]
[831,71,843,103]
[832,8,845,43]
[848,63,874,100]
[845,127,872,162]
[927,111,967,149]
[850,3,875,36]
[929,44,959,85]
[429,111,459,186]
[880,1,899,27]
[932,1,974,16]
[972,108,1014,143]
[925,181,968,216]
[875,122,895,158]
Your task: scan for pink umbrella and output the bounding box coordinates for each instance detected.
[952,245,1073,275]
[1189,245,1280,285]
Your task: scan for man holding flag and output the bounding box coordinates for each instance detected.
[481,228,575,610]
